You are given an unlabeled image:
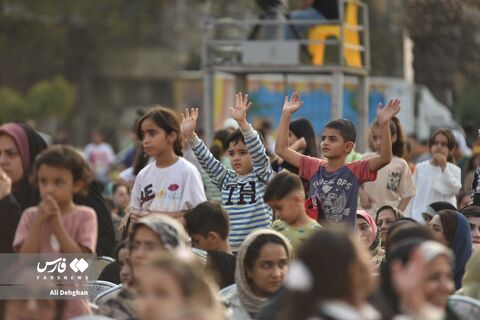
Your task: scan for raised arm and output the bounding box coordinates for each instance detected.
[368,99,401,172]
[275,92,304,168]
[182,108,228,187]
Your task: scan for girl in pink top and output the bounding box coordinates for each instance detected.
[13,145,98,320]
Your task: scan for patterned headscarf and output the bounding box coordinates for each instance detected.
[235,229,292,316]
[132,215,189,251]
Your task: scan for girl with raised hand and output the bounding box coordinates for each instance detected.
[129,106,206,223]
[360,116,415,214]
[220,229,292,320]
[406,129,462,222]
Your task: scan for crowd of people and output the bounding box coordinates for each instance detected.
[0,91,479,320]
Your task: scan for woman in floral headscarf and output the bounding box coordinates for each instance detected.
[356,210,385,269]
[98,214,190,320]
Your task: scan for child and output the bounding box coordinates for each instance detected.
[130,106,207,222]
[264,171,321,251]
[405,129,462,222]
[184,201,231,253]
[13,145,97,319]
[184,201,236,289]
[359,116,415,214]
[275,92,400,227]
[181,92,274,252]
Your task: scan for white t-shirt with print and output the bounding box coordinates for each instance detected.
[131,157,206,212]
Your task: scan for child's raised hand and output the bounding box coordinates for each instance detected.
[282,92,304,115]
[230,92,251,127]
[377,99,401,125]
[181,107,198,140]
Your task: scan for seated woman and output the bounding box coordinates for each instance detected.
[356,210,385,270]
[220,229,292,320]
[279,227,379,320]
[375,205,403,249]
[427,209,472,289]
[380,240,460,319]
[97,215,190,320]
[136,251,224,320]
[456,248,480,300]
[0,122,114,256]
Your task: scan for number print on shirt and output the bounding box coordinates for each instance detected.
[224,181,257,205]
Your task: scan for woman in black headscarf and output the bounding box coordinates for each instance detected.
[0,123,115,256]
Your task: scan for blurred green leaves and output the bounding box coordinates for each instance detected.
[0,76,75,123]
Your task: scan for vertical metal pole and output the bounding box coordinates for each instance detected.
[203,69,214,145]
[236,74,248,96]
[331,71,344,120]
[362,3,371,71]
[338,0,345,67]
[202,17,213,145]
[358,75,369,152]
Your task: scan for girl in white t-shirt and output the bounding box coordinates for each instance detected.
[360,116,415,215]
[405,129,462,222]
[130,106,206,222]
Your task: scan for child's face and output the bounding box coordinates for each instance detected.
[114,185,130,209]
[227,140,253,175]
[321,128,353,159]
[37,164,80,208]
[136,267,184,320]
[267,193,304,225]
[370,126,397,153]
[430,133,450,159]
[140,118,176,159]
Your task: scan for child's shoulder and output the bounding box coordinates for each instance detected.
[73,205,96,217]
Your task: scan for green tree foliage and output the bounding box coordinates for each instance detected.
[0,76,74,122]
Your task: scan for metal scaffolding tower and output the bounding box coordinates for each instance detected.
[202,0,370,151]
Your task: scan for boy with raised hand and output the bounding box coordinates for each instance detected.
[264,171,321,252]
[275,92,400,227]
[181,93,274,252]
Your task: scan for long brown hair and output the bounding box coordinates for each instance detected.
[429,129,456,163]
[136,106,183,157]
[371,116,405,157]
[280,228,360,320]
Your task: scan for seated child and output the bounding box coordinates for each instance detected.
[264,171,321,251]
[275,92,400,227]
[182,92,274,252]
[184,201,236,288]
[13,145,98,319]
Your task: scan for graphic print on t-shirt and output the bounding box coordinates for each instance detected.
[140,183,182,211]
[387,171,401,192]
[309,166,361,226]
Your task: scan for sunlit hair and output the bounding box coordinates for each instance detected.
[138,252,224,319]
[30,145,93,195]
[136,105,183,156]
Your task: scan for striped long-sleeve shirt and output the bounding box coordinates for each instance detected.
[190,124,273,251]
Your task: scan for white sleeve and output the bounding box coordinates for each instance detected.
[130,173,142,210]
[432,164,462,196]
[181,164,207,210]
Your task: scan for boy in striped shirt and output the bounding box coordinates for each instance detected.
[181,92,273,252]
